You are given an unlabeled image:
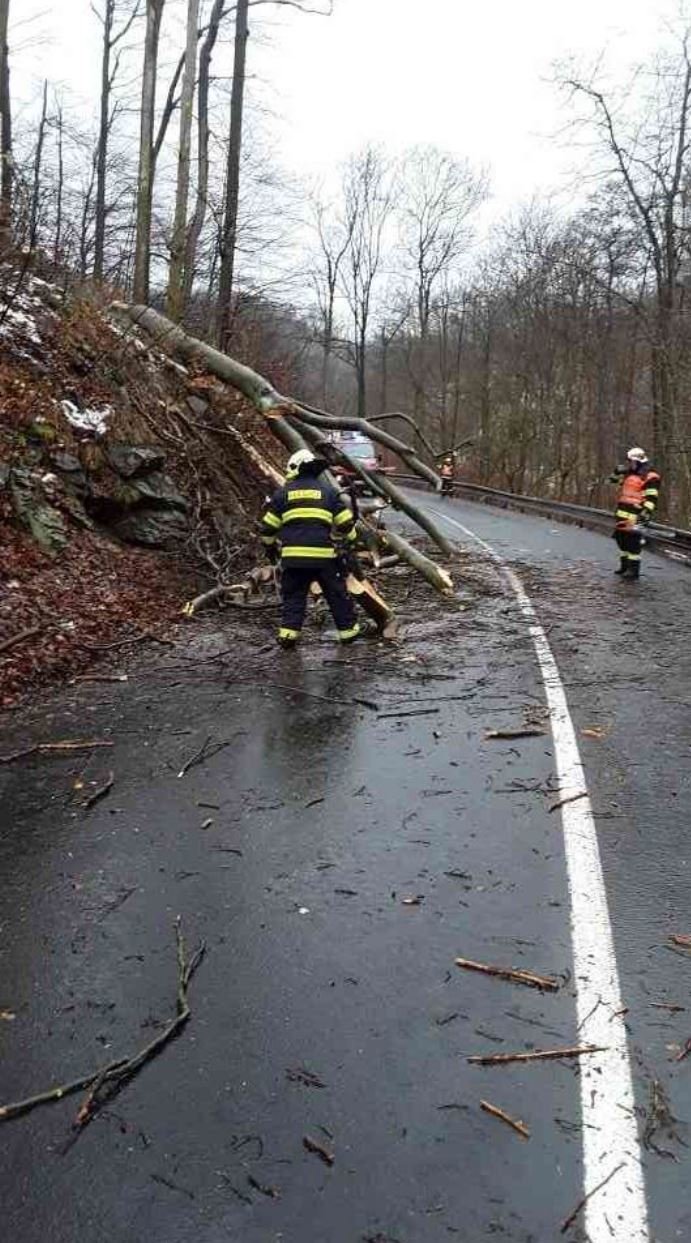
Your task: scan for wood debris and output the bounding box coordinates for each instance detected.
[548,791,587,814]
[480,1099,530,1139]
[455,957,560,992]
[484,727,546,740]
[0,739,114,764]
[468,1044,606,1067]
[303,1134,334,1165]
[560,1163,624,1234]
[0,918,204,1126]
[669,934,691,949]
[82,771,115,810]
[286,1066,325,1089]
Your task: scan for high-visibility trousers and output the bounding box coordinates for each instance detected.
[279,564,358,642]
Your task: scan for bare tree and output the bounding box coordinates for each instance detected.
[564,32,691,494]
[166,0,200,320]
[93,0,141,281]
[0,0,11,245]
[133,0,165,303]
[216,0,249,348]
[308,189,354,405]
[182,0,225,310]
[341,146,397,417]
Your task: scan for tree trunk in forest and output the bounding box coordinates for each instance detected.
[216,0,249,349]
[28,81,48,250]
[94,0,114,281]
[182,0,224,309]
[0,0,12,247]
[133,0,165,304]
[166,0,200,320]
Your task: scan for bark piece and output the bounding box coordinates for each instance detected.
[467,1044,606,1066]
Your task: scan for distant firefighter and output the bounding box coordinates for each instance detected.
[610,447,661,580]
[440,455,455,495]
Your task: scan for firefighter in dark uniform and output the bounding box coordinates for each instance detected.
[610,446,661,579]
[260,449,361,648]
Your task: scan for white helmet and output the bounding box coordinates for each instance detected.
[286,449,315,477]
[627,446,648,463]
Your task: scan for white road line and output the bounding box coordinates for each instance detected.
[430,506,650,1243]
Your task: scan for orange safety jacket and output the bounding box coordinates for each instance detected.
[614,467,661,528]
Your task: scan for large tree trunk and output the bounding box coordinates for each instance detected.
[133,0,165,303]
[112,301,454,583]
[0,0,12,247]
[216,0,249,349]
[166,0,200,320]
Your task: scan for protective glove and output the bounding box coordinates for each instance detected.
[265,543,280,565]
[344,549,364,579]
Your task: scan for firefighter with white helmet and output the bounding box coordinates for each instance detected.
[259,449,362,648]
[610,447,661,579]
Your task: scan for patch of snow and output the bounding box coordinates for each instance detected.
[60,399,113,437]
[0,304,42,345]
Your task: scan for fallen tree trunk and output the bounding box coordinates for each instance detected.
[292,416,452,556]
[291,400,440,490]
[112,304,449,556]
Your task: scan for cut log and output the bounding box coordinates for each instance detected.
[371,525,454,596]
[345,574,394,634]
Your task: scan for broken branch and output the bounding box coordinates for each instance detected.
[455,957,560,992]
[480,1099,530,1139]
[0,918,205,1126]
[303,1134,334,1166]
[467,1044,606,1067]
[560,1163,624,1234]
[0,740,114,764]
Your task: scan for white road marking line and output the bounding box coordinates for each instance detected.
[430,505,650,1243]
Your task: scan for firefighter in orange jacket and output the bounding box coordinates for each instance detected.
[440,455,455,495]
[610,447,661,579]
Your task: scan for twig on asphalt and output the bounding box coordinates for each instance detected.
[0,739,114,764]
[303,1134,335,1165]
[0,917,205,1126]
[177,736,231,778]
[480,1099,530,1139]
[230,678,378,712]
[377,708,440,720]
[549,791,587,814]
[286,1066,326,1088]
[669,934,691,950]
[650,1002,686,1013]
[455,957,560,992]
[247,1173,280,1199]
[83,771,115,809]
[560,1163,625,1234]
[643,1079,685,1157]
[484,727,546,740]
[675,1038,691,1062]
[467,1044,606,1067]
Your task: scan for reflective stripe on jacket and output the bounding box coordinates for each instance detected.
[260,472,357,565]
[614,467,661,526]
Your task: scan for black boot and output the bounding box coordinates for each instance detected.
[614,557,629,576]
[627,561,640,581]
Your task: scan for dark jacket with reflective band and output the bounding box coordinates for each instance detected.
[611,466,661,527]
[260,471,357,566]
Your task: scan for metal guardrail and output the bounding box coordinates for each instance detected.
[388,474,691,559]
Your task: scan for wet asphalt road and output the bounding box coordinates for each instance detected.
[1,493,691,1243]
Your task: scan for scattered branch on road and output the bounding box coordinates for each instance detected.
[548,791,587,814]
[650,1001,686,1012]
[455,957,560,992]
[83,771,115,810]
[480,1099,530,1139]
[643,1080,685,1157]
[675,1038,691,1062]
[376,707,440,720]
[303,1134,335,1165]
[467,1044,606,1067]
[229,678,379,712]
[0,739,114,764]
[485,727,547,740]
[247,1173,280,1199]
[669,934,691,950]
[0,918,205,1126]
[286,1066,326,1088]
[177,735,231,778]
[560,1163,625,1234]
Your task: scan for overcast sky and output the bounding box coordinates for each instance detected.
[10,0,690,214]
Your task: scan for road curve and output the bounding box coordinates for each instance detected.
[0,494,690,1243]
